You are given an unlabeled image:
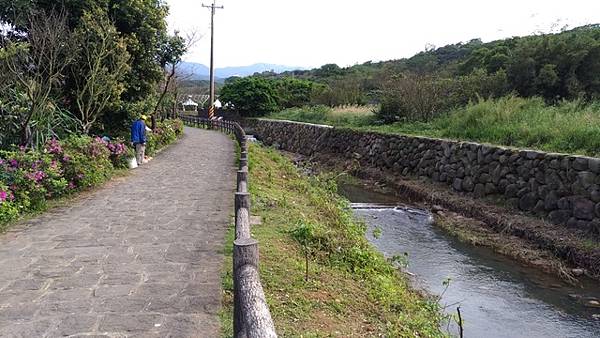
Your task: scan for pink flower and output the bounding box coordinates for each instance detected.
[45,139,63,154]
[0,191,7,202]
[68,181,76,189]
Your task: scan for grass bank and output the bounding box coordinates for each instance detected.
[220,143,445,337]
[267,96,600,157]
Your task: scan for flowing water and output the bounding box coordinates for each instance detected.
[339,183,600,338]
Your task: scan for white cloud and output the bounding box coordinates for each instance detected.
[167,0,600,68]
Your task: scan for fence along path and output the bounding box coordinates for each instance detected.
[180,116,277,338]
[0,127,234,337]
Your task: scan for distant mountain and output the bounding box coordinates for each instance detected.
[177,61,305,81]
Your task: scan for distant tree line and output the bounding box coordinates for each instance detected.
[222,25,600,121]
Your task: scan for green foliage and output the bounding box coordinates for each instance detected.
[0,0,176,138]
[275,77,317,108]
[61,136,114,189]
[377,70,510,122]
[256,25,600,120]
[220,77,281,116]
[0,11,76,147]
[69,8,130,134]
[146,119,184,156]
[234,143,445,336]
[0,119,181,227]
[360,96,600,157]
[459,25,600,101]
[269,105,376,127]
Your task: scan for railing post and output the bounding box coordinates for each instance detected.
[233,238,259,338]
[237,169,248,193]
[235,192,251,240]
[239,151,248,169]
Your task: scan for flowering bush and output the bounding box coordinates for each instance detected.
[0,136,129,226]
[0,182,19,224]
[0,119,181,227]
[0,149,68,212]
[146,119,184,156]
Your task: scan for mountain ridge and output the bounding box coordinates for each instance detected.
[177,61,305,81]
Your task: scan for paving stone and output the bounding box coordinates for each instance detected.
[0,128,233,336]
[98,313,163,333]
[48,315,98,336]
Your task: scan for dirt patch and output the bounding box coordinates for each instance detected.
[287,151,600,283]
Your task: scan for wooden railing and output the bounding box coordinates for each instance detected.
[178,115,277,338]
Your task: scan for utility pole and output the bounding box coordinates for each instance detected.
[202,0,223,119]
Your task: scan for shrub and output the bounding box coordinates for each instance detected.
[60,135,113,189]
[219,77,280,116]
[376,70,509,123]
[0,149,68,211]
[0,120,182,226]
[146,119,183,156]
[0,181,19,226]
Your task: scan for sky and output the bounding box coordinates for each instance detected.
[166,0,600,69]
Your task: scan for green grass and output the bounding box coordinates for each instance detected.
[220,143,445,337]
[266,96,600,157]
[268,105,377,128]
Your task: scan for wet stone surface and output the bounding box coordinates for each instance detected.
[0,127,234,337]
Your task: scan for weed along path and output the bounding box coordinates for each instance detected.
[0,127,235,337]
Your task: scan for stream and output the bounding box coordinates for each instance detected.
[339,183,600,338]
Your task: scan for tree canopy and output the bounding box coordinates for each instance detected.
[0,0,185,146]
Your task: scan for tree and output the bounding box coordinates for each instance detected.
[275,78,316,108]
[0,11,74,146]
[70,9,130,134]
[152,31,188,126]
[0,0,172,111]
[220,77,280,116]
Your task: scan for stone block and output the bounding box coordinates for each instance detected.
[544,192,559,211]
[573,157,589,171]
[462,177,475,192]
[573,197,595,220]
[485,183,497,195]
[557,197,571,210]
[549,210,571,224]
[519,193,539,211]
[452,178,463,191]
[504,184,519,198]
[589,158,600,174]
[577,171,597,189]
[473,184,486,198]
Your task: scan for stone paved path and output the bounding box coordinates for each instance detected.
[0,127,235,337]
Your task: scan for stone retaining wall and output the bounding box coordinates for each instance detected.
[242,118,600,235]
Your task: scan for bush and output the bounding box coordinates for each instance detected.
[376,70,509,123]
[220,77,280,116]
[146,119,183,156]
[0,119,183,226]
[55,136,113,189]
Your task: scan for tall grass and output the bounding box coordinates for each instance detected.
[395,96,600,156]
[268,105,376,127]
[267,97,600,157]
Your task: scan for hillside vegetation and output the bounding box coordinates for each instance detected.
[225,24,600,156]
[269,97,600,157]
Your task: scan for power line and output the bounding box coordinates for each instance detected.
[202,1,223,119]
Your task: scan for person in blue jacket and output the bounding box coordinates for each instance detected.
[131,115,148,165]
